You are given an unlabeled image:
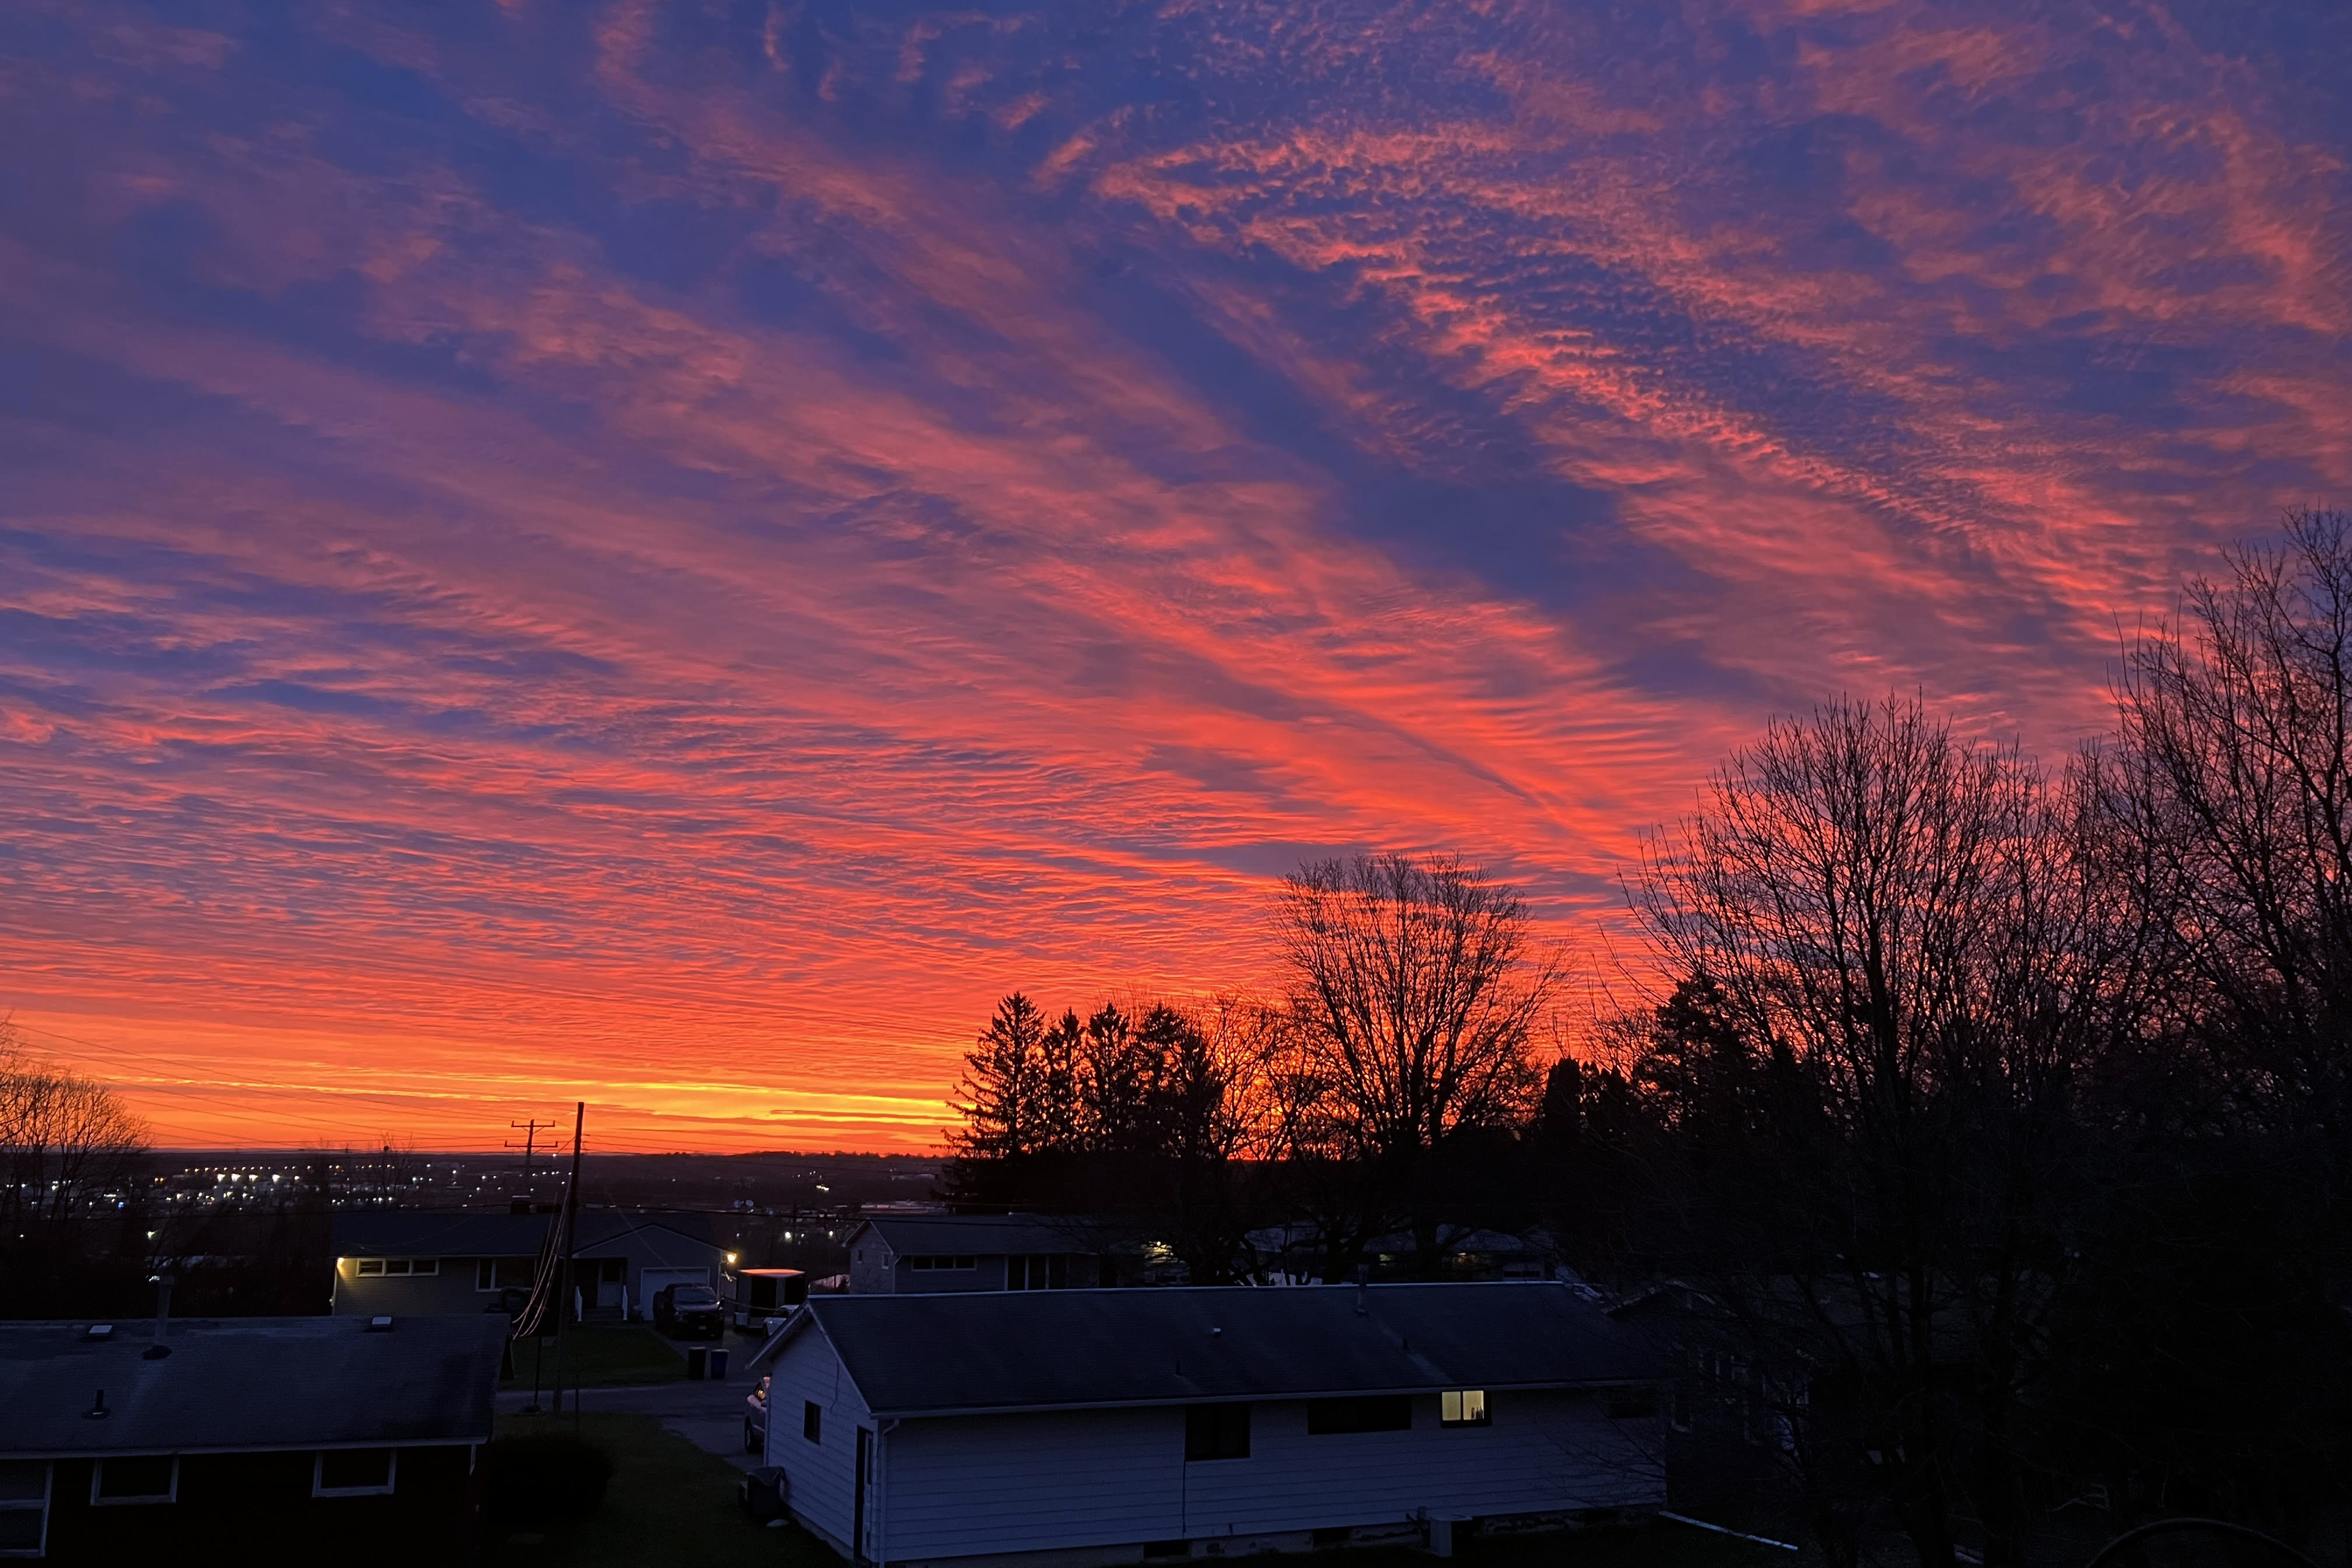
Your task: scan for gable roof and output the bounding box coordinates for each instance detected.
[331,1208,716,1260]
[752,1282,1656,1418]
[1,1315,508,1459]
[849,1213,1128,1258]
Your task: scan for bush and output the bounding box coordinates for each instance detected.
[481,1430,614,1522]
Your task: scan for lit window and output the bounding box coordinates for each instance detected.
[1440,1390,1488,1428]
[91,1457,176,1506]
[314,1449,396,1497]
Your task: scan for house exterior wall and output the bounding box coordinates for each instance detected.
[331,1242,719,1317]
[878,1391,1660,1564]
[892,1255,1011,1294]
[32,1443,477,1567]
[330,1259,487,1317]
[765,1323,878,1559]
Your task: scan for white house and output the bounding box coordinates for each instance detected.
[746,1281,1665,1567]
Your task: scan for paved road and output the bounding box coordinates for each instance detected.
[496,1373,763,1473]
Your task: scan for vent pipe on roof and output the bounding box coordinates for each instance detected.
[85,1388,108,1420]
[149,1273,174,1342]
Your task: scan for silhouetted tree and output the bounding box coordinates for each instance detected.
[1275,853,1558,1276]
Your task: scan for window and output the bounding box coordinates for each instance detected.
[91,1456,177,1506]
[477,1257,537,1291]
[1439,1390,1489,1428]
[0,1461,50,1558]
[313,1449,397,1497]
[1306,1396,1412,1434]
[803,1402,822,1444]
[1010,1254,1070,1290]
[904,1255,976,1271]
[1184,1404,1250,1461]
[354,1258,438,1278]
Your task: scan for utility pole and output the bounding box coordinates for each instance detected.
[507,1117,554,1192]
[550,1102,584,1432]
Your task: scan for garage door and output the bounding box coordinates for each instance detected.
[638,1266,710,1320]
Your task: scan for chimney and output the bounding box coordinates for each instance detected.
[1354,1263,1370,1316]
[150,1273,174,1341]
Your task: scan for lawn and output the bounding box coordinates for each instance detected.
[478,1410,1784,1568]
[480,1412,834,1568]
[503,1325,686,1389]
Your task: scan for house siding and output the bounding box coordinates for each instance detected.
[877,1392,1662,1564]
[34,1443,477,1567]
[766,1323,877,1557]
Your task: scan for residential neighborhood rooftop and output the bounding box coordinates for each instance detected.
[0,1314,509,1458]
[329,1207,716,1258]
[757,1280,1658,1417]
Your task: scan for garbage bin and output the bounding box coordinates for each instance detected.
[708,1346,730,1381]
[740,1466,789,1522]
[686,1345,709,1380]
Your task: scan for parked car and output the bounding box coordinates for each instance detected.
[744,1374,771,1452]
[654,1282,725,1339]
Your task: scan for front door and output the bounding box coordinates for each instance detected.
[852,1427,874,1564]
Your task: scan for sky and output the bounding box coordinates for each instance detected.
[3,0,2347,1153]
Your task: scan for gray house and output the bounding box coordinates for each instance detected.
[0,1314,505,1566]
[747,1282,1665,1566]
[845,1214,1125,1294]
[330,1210,723,1320]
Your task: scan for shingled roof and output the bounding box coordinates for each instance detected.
[848,1213,1129,1258]
[1,1314,507,1459]
[751,1282,1657,1418]
[331,1208,715,1259]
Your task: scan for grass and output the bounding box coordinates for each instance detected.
[480,1412,835,1568]
[503,1325,686,1389]
[1352,1521,1779,1568]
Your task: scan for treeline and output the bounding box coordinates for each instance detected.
[947,510,2352,1568]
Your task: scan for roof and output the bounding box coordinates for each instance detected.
[331,1208,716,1260]
[0,1315,508,1458]
[849,1213,1129,1257]
[752,1282,1658,1418]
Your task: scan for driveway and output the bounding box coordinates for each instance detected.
[496,1360,764,1472]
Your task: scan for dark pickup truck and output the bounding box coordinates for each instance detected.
[653,1282,726,1339]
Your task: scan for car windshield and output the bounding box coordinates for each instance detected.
[675,1287,717,1306]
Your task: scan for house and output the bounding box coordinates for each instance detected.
[329,1209,723,1320]
[844,1213,1128,1293]
[1245,1225,1573,1285]
[746,1281,1665,1566]
[0,1312,505,1566]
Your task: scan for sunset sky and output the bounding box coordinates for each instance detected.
[5,0,2347,1152]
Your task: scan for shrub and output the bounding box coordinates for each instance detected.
[481,1431,614,1522]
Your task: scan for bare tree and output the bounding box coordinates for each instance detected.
[0,1021,151,1228]
[1275,853,1559,1275]
[1630,695,2158,1568]
[2105,507,2352,1159]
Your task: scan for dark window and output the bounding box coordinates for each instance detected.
[1184,1403,1251,1461]
[1306,1396,1413,1434]
[804,1401,823,1443]
[92,1456,176,1504]
[0,1460,48,1553]
[315,1449,396,1496]
[1440,1390,1489,1427]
